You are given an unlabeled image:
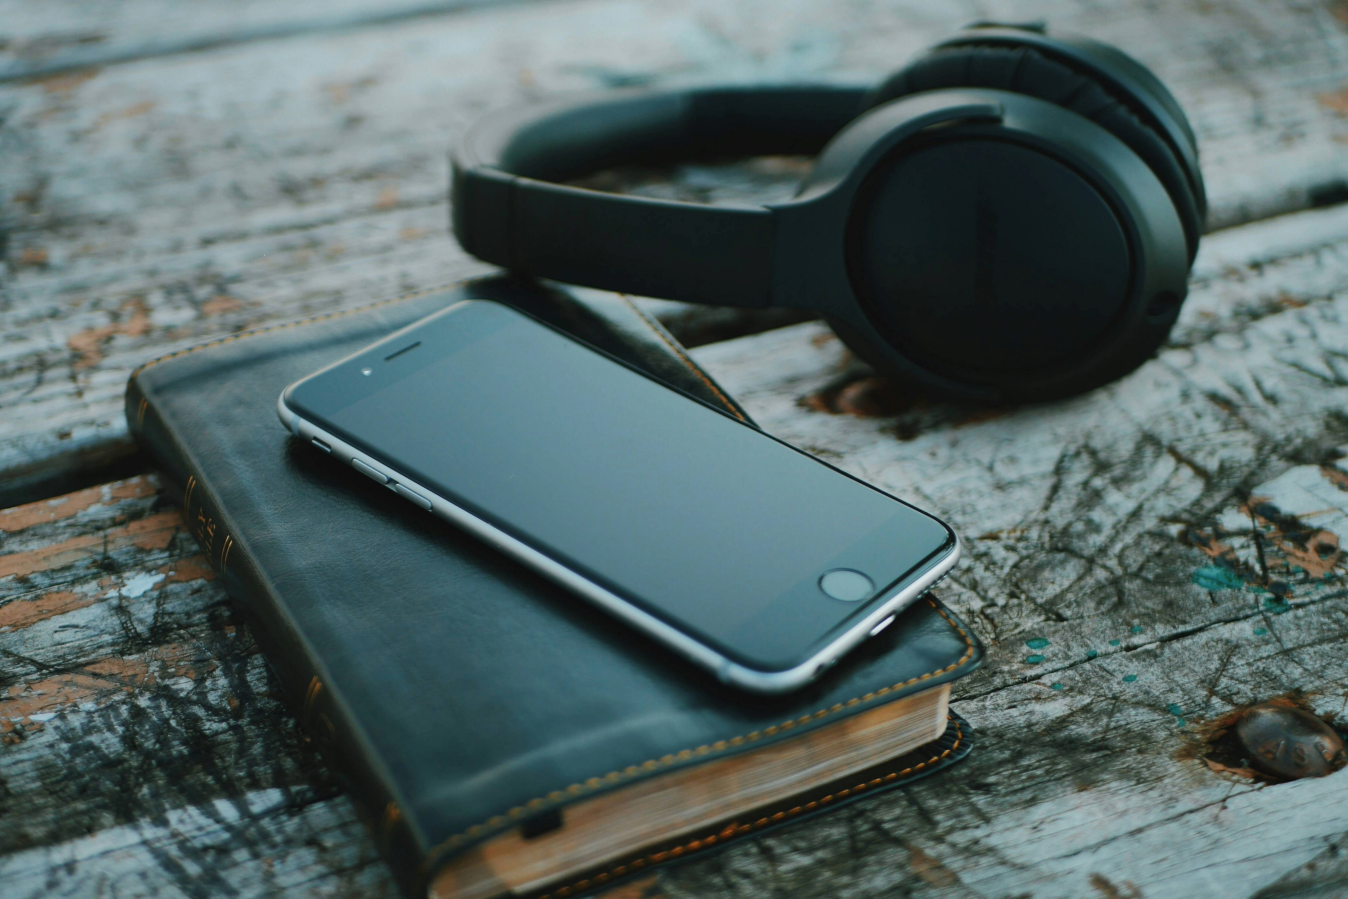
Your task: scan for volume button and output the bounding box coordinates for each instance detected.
[394,483,433,510]
[351,459,389,485]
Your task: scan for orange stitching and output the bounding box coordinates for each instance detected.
[536,716,965,899]
[422,597,975,869]
[131,282,746,425]
[129,281,463,379]
[617,294,746,423]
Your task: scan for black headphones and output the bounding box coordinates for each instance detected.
[451,23,1204,403]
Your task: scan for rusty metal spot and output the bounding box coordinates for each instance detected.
[1189,696,1346,782]
[1236,703,1346,779]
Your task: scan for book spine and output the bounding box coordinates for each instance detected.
[126,378,428,898]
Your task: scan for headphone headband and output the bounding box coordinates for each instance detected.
[450,27,1203,403]
[936,26,1205,217]
[452,86,866,308]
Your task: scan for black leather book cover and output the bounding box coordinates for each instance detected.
[125,277,983,898]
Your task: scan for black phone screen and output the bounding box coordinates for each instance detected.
[286,300,954,671]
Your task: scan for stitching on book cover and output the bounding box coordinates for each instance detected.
[422,600,975,869]
[535,714,965,899]
[129,281,463,379]
[616,294,747,423]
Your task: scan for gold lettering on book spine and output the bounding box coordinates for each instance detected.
[194,507,218,559]
[181,475,235,575]
[299,677,325,747]
[303,676,323,717]
[301,677,334,746]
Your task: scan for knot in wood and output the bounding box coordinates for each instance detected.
[1235,704,1346,779]
[833,377,907,417]
[806,376,910,417]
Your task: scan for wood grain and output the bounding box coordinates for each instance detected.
[4,201,1348,898]
[3,0,1348,503]
[0,0,512,82]
[674,197,1348,899]
[6,0,1348,895]
[0,475,394,896]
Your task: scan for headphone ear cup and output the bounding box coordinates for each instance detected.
[866,44,1201,262]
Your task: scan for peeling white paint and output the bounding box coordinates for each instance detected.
[118,572,165,599]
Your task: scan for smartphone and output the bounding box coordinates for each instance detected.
[278,300,959,693]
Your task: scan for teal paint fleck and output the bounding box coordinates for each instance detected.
[1109,639,1121,646]
[1026,637,1050,650]
[1086,649,1099,659]
[1122,674,1138,683]
[1175,718,1187,727]
[1263,596,1291,614]
[1167,703,1184,716]
[1192,565,1244,591]
[1025,654,1046,664]
[1051,683,1064,691]
[1130,625,1144,634]
[1253,626,1269,636]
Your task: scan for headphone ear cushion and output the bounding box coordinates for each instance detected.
[868,45,1200,261]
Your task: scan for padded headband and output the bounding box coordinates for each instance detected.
[452,86,867,308]
[935,27,1205,219]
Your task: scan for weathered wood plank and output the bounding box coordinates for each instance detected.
[8,467,1346,897]
[0,475,391,895]
[658,593,1348,898]
[8,200,1348,897]
[670,199,1348,898]
[3,0,1348,504]
[2,787,393,898]
[0,0,515,83]
[6,2,1348,892]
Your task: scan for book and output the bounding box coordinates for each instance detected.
[125,276,983,899]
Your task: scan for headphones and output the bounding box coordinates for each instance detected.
[451,23,1205,403]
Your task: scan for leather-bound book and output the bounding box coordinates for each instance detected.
[125,277,984,899]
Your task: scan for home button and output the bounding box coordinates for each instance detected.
[819,569,875,602]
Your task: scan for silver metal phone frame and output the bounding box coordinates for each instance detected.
[276,316,960,693]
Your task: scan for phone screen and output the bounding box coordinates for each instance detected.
[286,301,954,671]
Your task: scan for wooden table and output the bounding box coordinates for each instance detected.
[4,1,1348,896]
